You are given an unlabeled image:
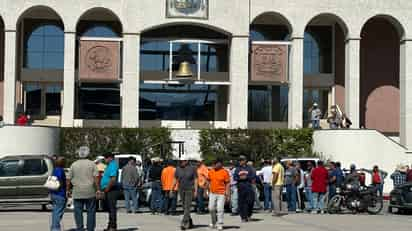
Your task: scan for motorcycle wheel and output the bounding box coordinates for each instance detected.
[366,197,383,215]
[328,195,343,214]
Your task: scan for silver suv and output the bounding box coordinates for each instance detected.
[0,155,53,210]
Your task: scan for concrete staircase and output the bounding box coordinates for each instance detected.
[313,129,412,193]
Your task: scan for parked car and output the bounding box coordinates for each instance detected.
[0,154,54,210]
[388,182,412,214]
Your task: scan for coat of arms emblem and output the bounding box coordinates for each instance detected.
[167,0,208,19]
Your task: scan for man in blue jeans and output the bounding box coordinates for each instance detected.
[121,157,140,213]
[257,160,273,211]
[149,157,163,214]
[67,146,99,231]
[284,161,298,212]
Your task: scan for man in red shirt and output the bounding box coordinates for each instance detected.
[311,161,328,214]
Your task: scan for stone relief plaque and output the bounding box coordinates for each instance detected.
[167,0,208,19]
[79,40,120,82]
[251,44,288,83]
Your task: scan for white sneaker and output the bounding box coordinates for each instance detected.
[311,210,318,214]
[217,225,223,231]
[209,224,216,229]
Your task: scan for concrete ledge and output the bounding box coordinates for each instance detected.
[0,125,60,155]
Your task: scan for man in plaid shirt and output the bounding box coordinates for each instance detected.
[390,165,407,188]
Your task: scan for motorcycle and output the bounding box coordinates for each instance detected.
[328,182,383,215]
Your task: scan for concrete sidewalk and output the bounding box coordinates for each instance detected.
[0,209,411,231]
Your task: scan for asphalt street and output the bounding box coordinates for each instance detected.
[0,203,411,231]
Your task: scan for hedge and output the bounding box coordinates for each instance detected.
[60,128,172,164]
[199,128,315,164]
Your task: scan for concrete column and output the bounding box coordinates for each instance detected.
[288,37,304,129]
[344,38,361,128]
[229,36,249,129]
[61,32,76,127]
[3,30,17,124]
[121,33,140,128]
[400,40,412,149]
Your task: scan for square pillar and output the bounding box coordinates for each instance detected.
[61,32,76,127]
[344,38,361,128]
[121,33,140,128]
[288,37,304,129]
[229,36,249,129]
[3,30,17,124]
[400,40,412,149]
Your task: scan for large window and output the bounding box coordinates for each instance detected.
[140,83,226,121]
[78,22,121,38]
[303,88,329,122]
[304,26,333,74]
[250,25,290,41]
[24,22,64,69]
[76,83,120,120]
[248,85,288,122]
[140,40,229,81]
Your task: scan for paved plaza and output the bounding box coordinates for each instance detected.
[0,204,411,231]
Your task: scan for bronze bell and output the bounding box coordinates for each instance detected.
[176,61,193,77]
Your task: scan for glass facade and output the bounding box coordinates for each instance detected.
[248,85,288,122]
[140,83,226,121]
[303,88,329,122]
[250,25,290,41]
[140,40,229,80]
[24,22,64,69]
[304,26,333,74]
[78,22,121,38]
[75,23,121,120]
[76,83,121,120]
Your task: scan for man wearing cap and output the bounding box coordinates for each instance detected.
[67,146,99,231]
[172,157,198,230]
[234,155,256,222]
[99,152,120,231]
[309,103,322,129]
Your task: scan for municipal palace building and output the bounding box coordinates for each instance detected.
[2,0,412,161]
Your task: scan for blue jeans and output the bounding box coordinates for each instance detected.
[73,198,96,231]
[374,183,384,197]
[150,181,163,212]
[197,187,206,212]
[313,192,325,211]
[329,185,337,200]
[286,184,297,212]
[305,187,314,210]
[263,183,272,210]
[51,194,66,231]
[163,191,177,214]
[123,185,139,212]
[312,120,320,129]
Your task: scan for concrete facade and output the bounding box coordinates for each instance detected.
[0,0,412,148]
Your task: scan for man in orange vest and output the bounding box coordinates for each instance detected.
[196,160,209,214]
[161,160,178,215]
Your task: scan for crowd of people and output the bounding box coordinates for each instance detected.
[47,147,412,231]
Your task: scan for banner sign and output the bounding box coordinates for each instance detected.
[79,40,120,82]
[167,0,208,19]
[251,44,288,83]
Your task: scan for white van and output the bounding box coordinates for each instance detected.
[94,154,143,183]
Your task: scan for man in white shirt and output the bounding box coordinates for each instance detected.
[258,160,273,211]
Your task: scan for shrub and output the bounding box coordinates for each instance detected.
[200,128,315,164]
[60,128,172,164]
